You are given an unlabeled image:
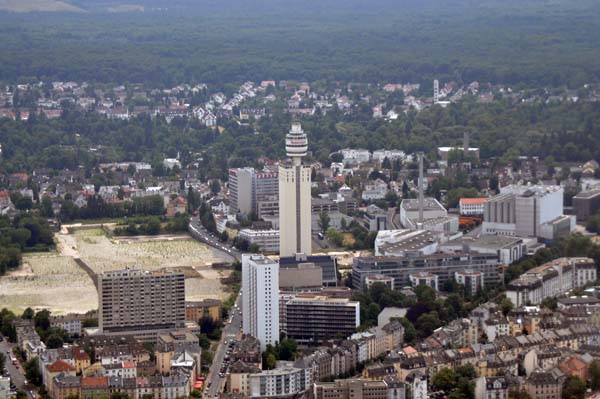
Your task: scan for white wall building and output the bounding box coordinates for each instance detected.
[506,257,597,307]
[374,229,439,257]
[459,198,487,216]
[340,148,371,165]
[483,184,574,239]
[279,124,312,257]
[239,229,280,253]
[242,254,280,350]
[372,150,406,163]
[362,180,389,201]
[248,362,310,398]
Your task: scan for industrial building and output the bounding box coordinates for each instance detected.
[482,184,574,239]
[439,235,531,265]
[374,229,439,257]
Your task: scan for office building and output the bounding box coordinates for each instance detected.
[279,123,312,256]
[455,271,485,296]
[229,168,279,216]
[242,254,280,350]
[365,274,395,290]
[482,184,574,239]
[238,228,280,253]
[280,293,360,343]
[228,167,255,215]
[573,189,600,221]
[506,257,596,307]
[98,268,185,341]
[352,252,503,290]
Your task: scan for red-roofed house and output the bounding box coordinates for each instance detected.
[167,196,187,217]
[559,356,588,380]
[81,376,109,399]
[459,197,487,216]
[72,347,91,373]
[46,360,76,395]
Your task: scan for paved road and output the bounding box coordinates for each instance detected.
[204,293,243,398]
[188,216,241,261]
[0,337,35,399]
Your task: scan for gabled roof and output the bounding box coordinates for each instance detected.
[47,359,76,373]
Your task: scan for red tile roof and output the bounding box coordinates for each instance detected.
[459,197,487,205]
[47,359,76,373]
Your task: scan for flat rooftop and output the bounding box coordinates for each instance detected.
[401,198,446,212]
[377,230,437,254]
[574,189,600,199]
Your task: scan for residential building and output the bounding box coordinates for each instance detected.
[409,272,439,291]
[280,293,360,343]
[0,377,7,399]
[372,150,405,163]
[365,275,395,290]
[98,268,186,342]
[228,167,255,215]
[279,123,312,256]
[506,257,597,307]
[353,252,503,290]
[185,299,222,322]
[314,377,406,399]
[248,361,310,398]
[362,179,388,200]
[339,148,371,165]
[52,373,81,399]
[459,197,487,216]
[242,254,280,350]
[455,271,485,296]
[81,376,109,399]
[49,314,83,337]
[474,376,516,399]
[523,369,564,399]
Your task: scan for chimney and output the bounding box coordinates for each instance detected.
[418,152,424,225]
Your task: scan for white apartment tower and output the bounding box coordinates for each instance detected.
[242,254,280,350]
[278,123,312,256]
[433,79,440,104]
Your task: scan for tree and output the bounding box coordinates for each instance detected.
[590,360,600,390]
[24,357,42,386]
[500,297,514,316]
[265,353,277,370]
[22,307,34,320]
[318,211,330,232]
[111,393,129,399]
[46,334,64,349]
[278,338,298,361]
[562,375,586,399]
[508,388,532,399]
[210,179,221,195]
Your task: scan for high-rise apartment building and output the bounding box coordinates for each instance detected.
[242,254,280,350]
[279,123,312,256]
[98,268,185,339]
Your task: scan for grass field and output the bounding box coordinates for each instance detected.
[0,229,233,315]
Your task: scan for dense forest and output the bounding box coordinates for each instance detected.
[2,97,600,176]
[0,0,599,87]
